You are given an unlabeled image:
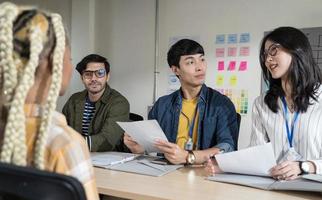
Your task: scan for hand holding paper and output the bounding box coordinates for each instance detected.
[215,143,276,176]
[118,120,168,153]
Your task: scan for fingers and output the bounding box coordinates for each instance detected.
[271,161,300,180]
[204,158,216,175]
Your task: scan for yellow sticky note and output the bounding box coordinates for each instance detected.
[229,75,237,86]
[216,75,224,86]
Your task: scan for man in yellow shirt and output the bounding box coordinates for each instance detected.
[124,39,239,165]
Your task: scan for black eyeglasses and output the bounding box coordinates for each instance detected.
[82,68,106,79]
[262,43,281,60]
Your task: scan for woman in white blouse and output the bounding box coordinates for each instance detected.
[251,26,322,180]
[206,27,322,180]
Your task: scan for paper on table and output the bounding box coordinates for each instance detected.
[215,143,276,176]
[117,120,168,153]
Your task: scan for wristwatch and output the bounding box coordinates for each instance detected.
[299,161,310,175]
[186,150,196,165]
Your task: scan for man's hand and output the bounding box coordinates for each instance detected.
[123,133,144,154]
[154,139,187,164]
[270,161,301,180]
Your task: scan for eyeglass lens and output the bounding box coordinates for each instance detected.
[83,68,106,79]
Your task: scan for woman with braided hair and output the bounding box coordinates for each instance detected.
[0,2,99,199]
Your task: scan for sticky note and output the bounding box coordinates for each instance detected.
[229,75,237,86]
[216,34,225,44]
[215,48,225,57]
[216,75,224,86]
[239,33,250,43]
[240,47,250,56]
[228,34,238,44]
[239,61,247,71]
[228,47,237,57]
[218,61,225,71]
[228,61,236,71]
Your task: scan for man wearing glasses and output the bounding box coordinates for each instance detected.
[62,54,129,152]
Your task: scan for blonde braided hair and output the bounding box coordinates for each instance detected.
[0,2,66,169]
[34,13,65,169]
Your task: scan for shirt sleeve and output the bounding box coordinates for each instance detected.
[47,127,99,200]
[249,96,269,147]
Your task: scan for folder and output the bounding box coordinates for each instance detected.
[107,155,183,177]
[207,173,322,192]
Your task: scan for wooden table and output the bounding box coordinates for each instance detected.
[94,166,322,200]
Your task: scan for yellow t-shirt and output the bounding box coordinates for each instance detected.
[176,98,199,150]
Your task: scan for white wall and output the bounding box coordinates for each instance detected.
[94,0,156,118]
[93,0,322,149]
[4,0,322,149]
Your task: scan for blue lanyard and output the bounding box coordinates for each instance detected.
[281,97,299,148]
[188,107,198,139]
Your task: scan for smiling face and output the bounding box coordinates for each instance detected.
[171,53,207,88]
[81,62,109,95]
[264,40,292,81]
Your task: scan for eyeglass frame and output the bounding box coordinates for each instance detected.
[82,68,106,79]
[262,43,281,61]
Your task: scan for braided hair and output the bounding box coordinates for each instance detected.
[0,2,66,169]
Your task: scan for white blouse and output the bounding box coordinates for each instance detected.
[250,86,322,175]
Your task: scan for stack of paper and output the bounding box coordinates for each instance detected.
[207,143,322,192]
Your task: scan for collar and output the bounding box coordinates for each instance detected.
[174,84,207,106]
[79,83,111,104]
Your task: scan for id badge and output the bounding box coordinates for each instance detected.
[281,147,302,162]
[184,138,193,151]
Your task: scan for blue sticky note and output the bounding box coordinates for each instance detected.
[227,34,237,44]
[240,33,250,43]
[216,34,225,44]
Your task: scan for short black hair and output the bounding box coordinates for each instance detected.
[76,54,110,74]
[167,39,204,68]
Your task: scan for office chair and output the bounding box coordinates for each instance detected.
[234,113,242,149]
[0,162,86,200]
[129,112,144,121]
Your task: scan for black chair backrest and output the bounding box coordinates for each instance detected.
[0,162,86,200]
[235,113,242,148]
[129,112,144,121]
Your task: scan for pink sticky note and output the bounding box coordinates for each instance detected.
[218,61,225,71]
[239,61,247,71]
[228,47,237,57]
[215,48,225,57]
[228,61,236,71]
[240,47,250,56]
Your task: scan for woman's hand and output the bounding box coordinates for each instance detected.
[270,161,301,180]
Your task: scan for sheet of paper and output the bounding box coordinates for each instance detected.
[117,120,168,153]
[215,143,276,176]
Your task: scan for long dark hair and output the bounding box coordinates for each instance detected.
[259,26,322,113]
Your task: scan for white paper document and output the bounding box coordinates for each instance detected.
[117,120,168,153]
[215,143,276,176]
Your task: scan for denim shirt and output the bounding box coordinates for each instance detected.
[148,84,238,152]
